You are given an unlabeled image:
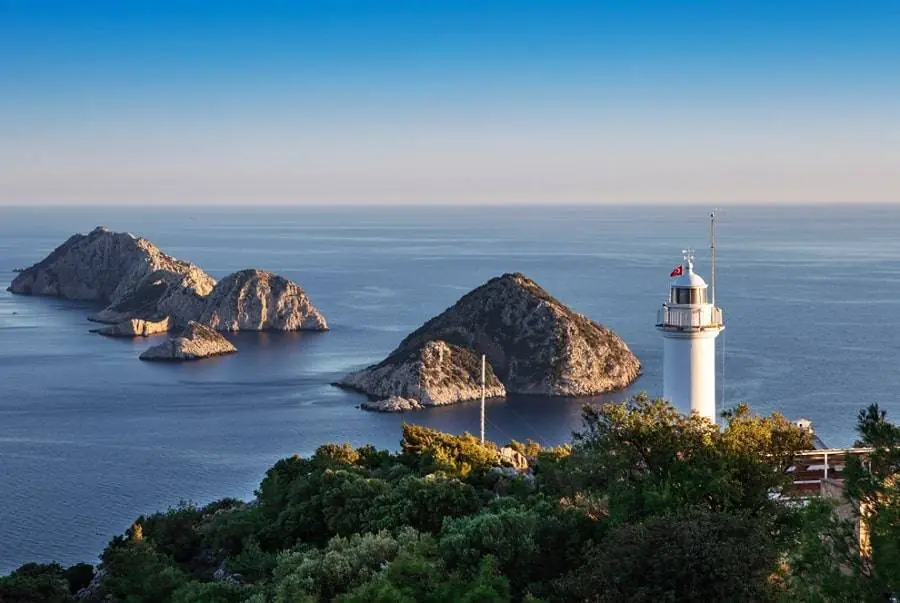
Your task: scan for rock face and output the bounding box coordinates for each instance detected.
[361,396,424,413]
[95,317,172,338]
[341,340,506,406]
[499,447,529,471]
[8,227,215,325]
[200,269,328,332]
[139,321,237,361]
[8,230,330,342]
[340,273,640,405]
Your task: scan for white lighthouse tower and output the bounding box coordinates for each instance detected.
[656,248,724,421]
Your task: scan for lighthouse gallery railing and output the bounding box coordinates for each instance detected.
[657,306,724,330]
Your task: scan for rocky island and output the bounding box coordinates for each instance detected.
[8,227,329,359]
[340,272,640,410]
[139,321,237,361]
[8,227,214,325]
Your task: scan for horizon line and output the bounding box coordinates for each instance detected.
[1,200,898,209]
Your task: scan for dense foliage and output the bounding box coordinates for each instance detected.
[4,394,900,602]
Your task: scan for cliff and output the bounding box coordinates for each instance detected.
[200,269,328,331]
[340,273,640,405]
[139,321,237,361]
[8,227,215,325]
[342,340,506,406]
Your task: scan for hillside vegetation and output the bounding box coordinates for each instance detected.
[4,394,900,602]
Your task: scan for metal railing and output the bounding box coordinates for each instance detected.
[657,306,724,330]
[783,448,873,498]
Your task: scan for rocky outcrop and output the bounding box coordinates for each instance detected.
[341,340,506,406]
[92,269,213,325]
[8,230,330,343]
[200,269,328,332]
[361,396,424,413]
[499,447,529,471]
[341,273,639,405]
[8,227,215,325]
[139,321,237,361]
[95,317,172,338]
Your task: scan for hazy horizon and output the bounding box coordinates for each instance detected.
[2,1,898,206]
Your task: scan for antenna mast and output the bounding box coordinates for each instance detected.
[710,210,717,306]
[480,355,486,444]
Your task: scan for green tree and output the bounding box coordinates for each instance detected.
[572,393,811,522]
[338,552,512,603]
[62,563,94,595]
[170,580,250,603]
[437,498,595,598]
[228,537,278,582]
[364,472,483,533]
[400,425,499,478]
[270,529,422,602]
[558,507,782,602]
[100,540,189,603]
[0,563,73,603]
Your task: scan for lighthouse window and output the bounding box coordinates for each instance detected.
[671,288,706,304]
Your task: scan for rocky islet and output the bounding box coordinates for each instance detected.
[9,232,639,393]
[340,272,641,410]
[139,321,238,361]
[8,227,328,360]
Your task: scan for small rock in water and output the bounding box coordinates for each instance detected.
[360,396,424,413]
[139,321,237,362]
[95,317,172,338]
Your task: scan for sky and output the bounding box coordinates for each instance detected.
[1,1,898,205]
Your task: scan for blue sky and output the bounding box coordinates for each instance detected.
[1,1,898,205]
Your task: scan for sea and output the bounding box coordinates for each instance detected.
[1,203,899,572]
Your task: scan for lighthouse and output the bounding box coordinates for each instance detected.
[656,248,724,421]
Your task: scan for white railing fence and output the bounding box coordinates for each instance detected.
[657,306,724,329]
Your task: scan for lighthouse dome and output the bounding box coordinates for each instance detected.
[672,271,707,288]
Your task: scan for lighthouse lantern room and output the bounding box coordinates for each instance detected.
[656,248,724,421]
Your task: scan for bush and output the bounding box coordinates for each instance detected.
[0,563,73,603]
[100,541,189,603]
[400,425,499,478]
[557,508,781,602]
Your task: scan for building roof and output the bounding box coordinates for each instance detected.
[672,268,708,288]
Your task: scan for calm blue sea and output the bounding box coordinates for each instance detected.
[1,204,899,572]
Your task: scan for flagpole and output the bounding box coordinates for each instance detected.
[480,355,486,444]
[710,210,717,306]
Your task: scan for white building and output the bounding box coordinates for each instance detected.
[656,250,724,421]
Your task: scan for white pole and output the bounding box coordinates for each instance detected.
[480,354,486,444]
[710,210,717,307]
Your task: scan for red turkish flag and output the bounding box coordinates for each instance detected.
[670,265,684,277]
